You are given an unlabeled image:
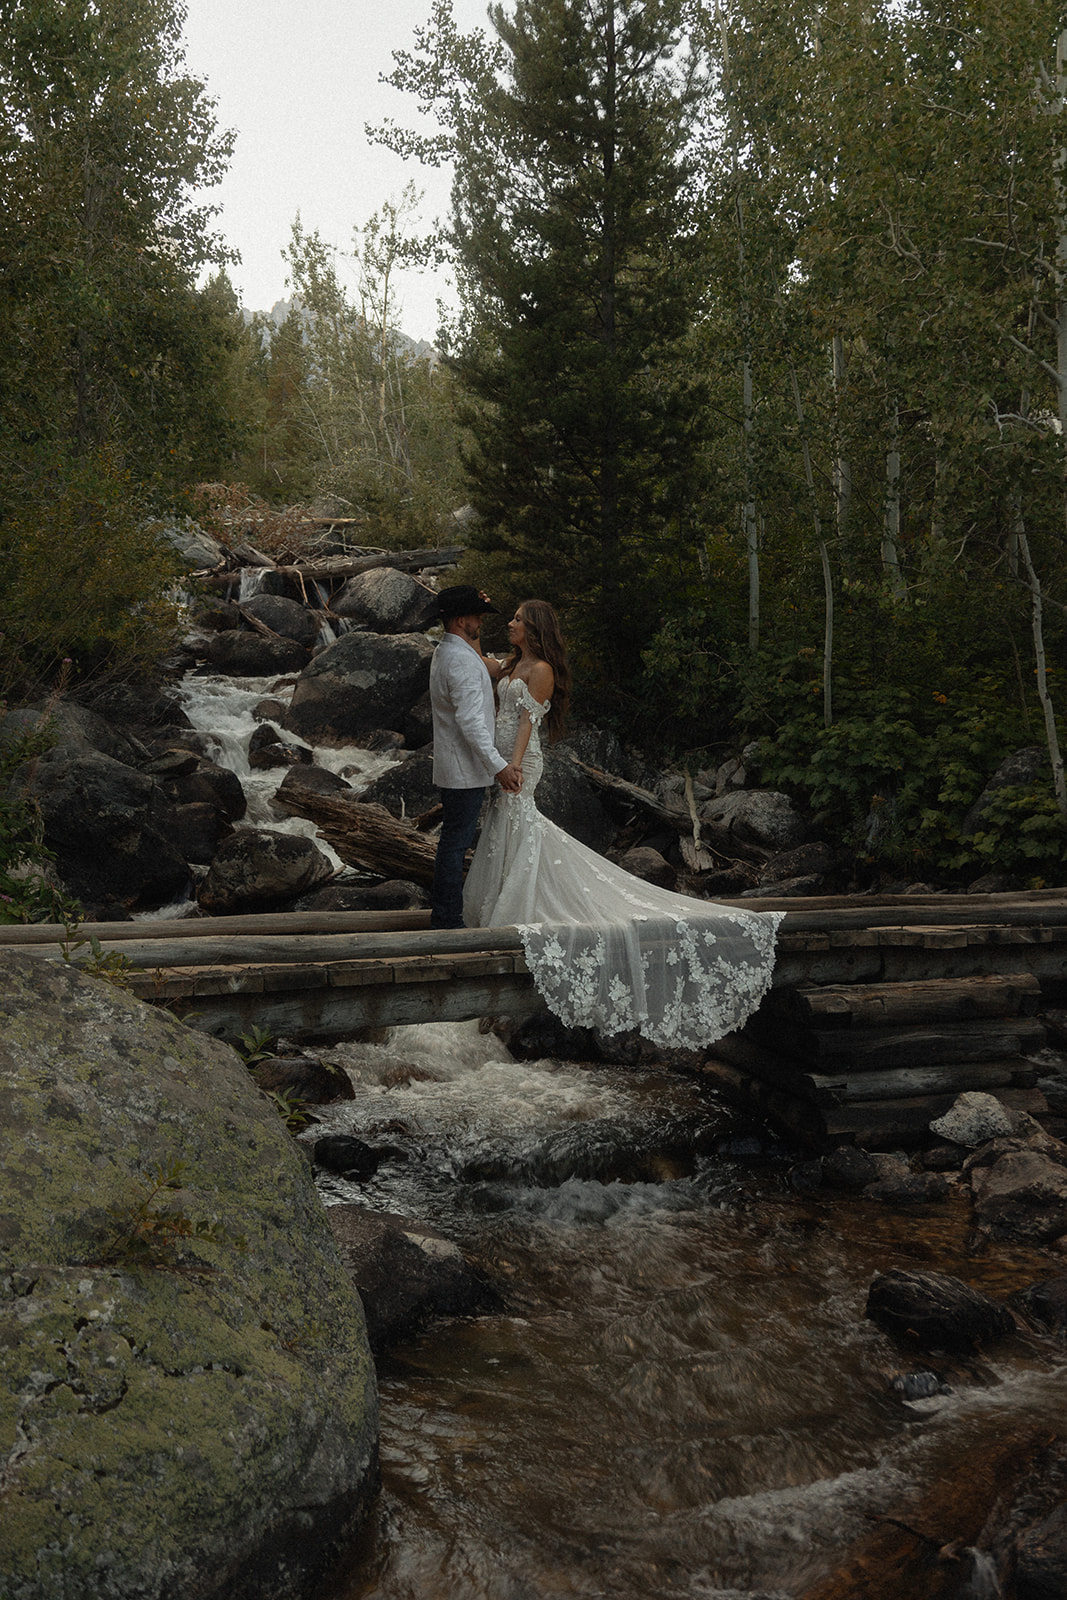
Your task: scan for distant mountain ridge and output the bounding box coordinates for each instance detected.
[244,297,437,361]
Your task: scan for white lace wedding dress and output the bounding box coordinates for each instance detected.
[463,676,785,1050]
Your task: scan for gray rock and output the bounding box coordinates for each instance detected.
[283,631,433,747]
[164,756,247,821]
[327,1205,493,1354]
[970,1149,1067,1244]
[197,828,334,913]
[0,952,378,1600]
[26,750,189,910]
[206,631,311,676]
[930,1091,1016,1147]
[535,749,616,852]
[240,593,319,648]
[864,1173,951,1207]
[961,747,1048,837]
[291,879,429,914]
[359,751,438,821]
[617,846,675,888]
[331,568,439,633]
[157,517,225,570]
[702,790,807,851]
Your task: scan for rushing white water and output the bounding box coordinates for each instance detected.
[175,670,399,856]
[172,664,1067,1600]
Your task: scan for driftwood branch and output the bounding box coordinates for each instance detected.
[276,787,439,885]
[571,759,764,866]
[282,546,465,583]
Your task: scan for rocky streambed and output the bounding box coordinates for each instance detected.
[4,542,1067,1598]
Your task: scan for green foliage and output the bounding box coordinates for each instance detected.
[264,1086,311,1133]
[233,1027,310,1131]
[0,715,83,925]
[376,0,711,679]
[235,1025,276,1066]
[60,932,136,989]
[0,447,186,701]
[99,1157,247,1270]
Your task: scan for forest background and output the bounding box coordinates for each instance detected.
[3,0,1067,891]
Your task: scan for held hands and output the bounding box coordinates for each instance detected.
[497,762,523,793]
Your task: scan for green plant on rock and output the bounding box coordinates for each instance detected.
[235,1025,275,1065]
[60,933,136,988]
[0,714,83,926]
[265,1086,311,1133]
[100,1158,247,1270]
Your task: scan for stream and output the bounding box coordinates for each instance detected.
[176,669,1067,1600]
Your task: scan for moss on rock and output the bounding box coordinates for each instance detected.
[0,952,378,1600]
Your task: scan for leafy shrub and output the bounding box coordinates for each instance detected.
[0,713,82,925]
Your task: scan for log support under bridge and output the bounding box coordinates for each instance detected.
[5,891,1067,1148]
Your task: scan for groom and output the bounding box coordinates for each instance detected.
[429,585,522,929]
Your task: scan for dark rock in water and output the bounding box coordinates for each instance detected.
[207,630,311,676]
[822,1146,879,1190]
[247,722,313,770]
[313,1135,381,1178]
[865,1268,1016,1351]
[361,728,406,753]
[889,1369,952,1402]
[359,750,438,821]
[173,800,234,865]
[1015,1500,1067,1600]
[920,1142,966,1172]
[165,756,247,821]
[969,1143,1067,1244]
[789,1158,825,1194]
[505,1010,600,1062]
[293,879,429,913]
[251,1055,355,1105]
[241,592,319,648]
[863,1173,951,1207]
[273,764,353,810]
[328,1204,496,1354]
[197,827,334,913]
[1012,1278,1067,1336]
[283,630,433,746]
[252,696,289,723]
[27,750,189,908]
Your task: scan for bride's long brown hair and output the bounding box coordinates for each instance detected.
[504,598,570,743]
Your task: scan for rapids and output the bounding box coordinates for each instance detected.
[173,668,1067,1600]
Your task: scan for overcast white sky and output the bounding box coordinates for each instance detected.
[180,0,492,342]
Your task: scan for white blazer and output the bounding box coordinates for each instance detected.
[430,632,507,788]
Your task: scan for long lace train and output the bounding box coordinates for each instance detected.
[463,677,784,1050]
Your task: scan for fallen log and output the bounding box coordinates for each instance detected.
[275,790,439,885]
[571,759,763,865]
[284,546,465,584]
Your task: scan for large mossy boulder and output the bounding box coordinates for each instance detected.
[0,952,379,1600]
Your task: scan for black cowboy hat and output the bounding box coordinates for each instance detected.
[435,585,499,619]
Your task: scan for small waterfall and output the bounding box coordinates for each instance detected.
[237,566,268,601]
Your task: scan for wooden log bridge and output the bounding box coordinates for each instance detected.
[4,890,1067,1149]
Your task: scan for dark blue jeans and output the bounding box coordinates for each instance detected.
[430,786,486,928]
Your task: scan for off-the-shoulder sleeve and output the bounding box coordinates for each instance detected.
[517,682,551,725]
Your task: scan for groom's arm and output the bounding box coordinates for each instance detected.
[448,654,508,777]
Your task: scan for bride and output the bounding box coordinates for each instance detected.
[463,599,784,1051]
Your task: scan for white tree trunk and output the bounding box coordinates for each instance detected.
[882,394,906,599]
